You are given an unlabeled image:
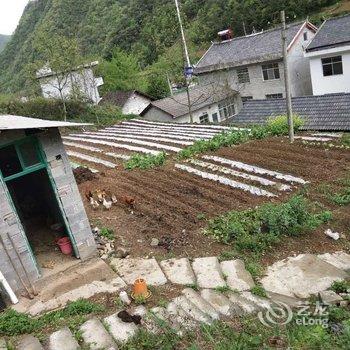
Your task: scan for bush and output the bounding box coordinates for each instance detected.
[0,309,38,336]
[124,152,167,170]
[205,195,331,253]
[267,115,304,136]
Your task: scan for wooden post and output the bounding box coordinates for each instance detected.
[281,10,294,143]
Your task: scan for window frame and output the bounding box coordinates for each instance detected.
[218,97,236,120]
[262,62,280,81]
[266,93,283,99]
[199,113,209,124]
[321,55,343,77]
[303,32,308,41]
[212,112,219,123]
[242,96,253,103]
[237,67,250,83]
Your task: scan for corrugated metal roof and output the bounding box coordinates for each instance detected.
[195,22,312,74]
[145,83,237,119]
[0,115,92,131]
[306,14,350,52]
[231,94,350,131]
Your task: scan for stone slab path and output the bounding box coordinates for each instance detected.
[3,252,350,349]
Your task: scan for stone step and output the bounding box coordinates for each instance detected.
[151,306,183,332]
[317,252,350,272]
[16,335,43,350]
[0,339,6,350]
[226,292,259,314]
[192,257,226,289]
[266,291,303,309]
[166,301,197,331]
[182,288,219,319]
[104,312,138,343]
[110,258,167,286]
[48,327,80,350]
[240,292,272,310]
[133,305,159,334]
[173,296,212,324]
[200,289,238,317]
[80,318,117,350]
[220,260,255,291]
[160,258,196,285]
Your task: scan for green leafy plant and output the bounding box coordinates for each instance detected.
[330,280,350,294]
[124,152,167,170]
[250,285,267,298]
[134,295,148,305]
[100,227,115,240]
[185,283,200,291]
[214,285,232,293]
[267,115,304,136]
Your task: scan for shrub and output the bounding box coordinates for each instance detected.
[205,195,330,253]
[0,309,38,336]
[267,115,304,136]
[124,152,167,170]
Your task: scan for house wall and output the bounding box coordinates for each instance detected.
[39,68,103,105]
[306,46,350,95]
[287,26,315,96]
[0,128,96,292]
[122,93,152,115]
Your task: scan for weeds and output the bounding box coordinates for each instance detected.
[99,227,115,240]
[185,283,200,291]
[341,133,350,147]
[267,115,304,136]
[214,285,232,293]
[330,280,350,294]
[205,195,331,253]
[124,152,167,170]
[250,285,267,298]
[319,175,350,206]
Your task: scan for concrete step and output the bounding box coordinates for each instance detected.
[133,305,159,334]
[48,327,80,350]
[166,301,196,331]
[240,292,272,310]
[220,260,255,291]
[151,306,183,332]
[200,289,238,317]
[226,292,259,314]
[182,288,219,320]
[173,296,212,324]
[317,252,350,272]
[266,291,303,309]
[192,257,226,289]
[80,318,117,350]
[104,312,138,343]
[16,335,43,350]
[160,258,196,285]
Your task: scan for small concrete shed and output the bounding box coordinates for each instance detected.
[0,115,97,293]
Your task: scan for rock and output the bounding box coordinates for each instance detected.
[0,339,6,350]
[115,247,130,259]
[17,335,43,350]
[227,292,258,314]
[119,290,131,305]
[240,291,272,310]
[80,318,117,350]
[200,289,235,316]
[325,229,340,240]
[220,259,255,291]
[266,291,303,309]
[48,327,80,350]
[104,312,138,343]
[319,291,343,305]
[173,296,212,324]
[260,254,348,298]
[160,258,196,285]
[110,258,167,286]
[192,257,226,289]
[150,238,159,247]
[317,252,350,272]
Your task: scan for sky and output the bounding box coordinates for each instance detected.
[0,0,29,35]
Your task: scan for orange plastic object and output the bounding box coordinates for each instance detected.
[131,278,152,300]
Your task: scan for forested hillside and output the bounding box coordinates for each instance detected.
[0,0,343,94]
[0,34,11,52]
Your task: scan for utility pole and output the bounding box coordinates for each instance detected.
[174,0,193,123]
[166,73,173,96]
[281,10,294,143]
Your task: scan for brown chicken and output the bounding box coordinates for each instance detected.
[121,195,135,207]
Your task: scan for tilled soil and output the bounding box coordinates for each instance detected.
[77,136,350,262]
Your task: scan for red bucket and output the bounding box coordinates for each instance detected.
[57,237,73,255]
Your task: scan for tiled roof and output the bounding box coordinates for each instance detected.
[195,22,312,74]
[306,14,350,52]
[145,83,237,119]
[231,94,350,130]
[99,90,153,107]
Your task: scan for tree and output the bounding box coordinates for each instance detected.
[33,32,83,120]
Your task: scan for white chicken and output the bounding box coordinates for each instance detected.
[102,197,113,210]
[111,195,118,204]
[90,197,100,209]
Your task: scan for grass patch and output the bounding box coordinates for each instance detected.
[341,133,350,147]
[0,299,105,337]
[266,115,304,136]
[124,152,167,170]
[330,280,350,294]
[214,285,232,293]
[185,283,200,291]
[99,227,115,240]
[205,195,331,253]
[319,175,350,206]
[250,285,267,298]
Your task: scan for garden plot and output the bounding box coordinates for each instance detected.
[66,150,117,168]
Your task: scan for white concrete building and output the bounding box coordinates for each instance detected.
[305,14,350,95]
[194,21,317,113]
[37,61,104,105]
[141,83,238,124]
[99,90,153,115]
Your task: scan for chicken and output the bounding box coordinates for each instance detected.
[96,189,107,203]
[111,195,118,204]
[89,196,100,209]
[102,197,113,210]
[122,195,135,207]
[85,191,93,201]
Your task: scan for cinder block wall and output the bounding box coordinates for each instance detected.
[0,128,96,293]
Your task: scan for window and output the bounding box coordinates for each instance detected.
[237,67,250,83]
[303,32,308,41]
[212,112,219,123]
[18,141,40,168]
[262,63,280,80]
[218,97,236,120]
[0,145,22,178]
[266,93,283,99]
[199,113,209,124]
[242,96,253,103]
[322,56,343,76]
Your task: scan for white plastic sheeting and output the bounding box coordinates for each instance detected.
[175,164,276,197]
[67,151,117,168]
[0,270,18,304]
[203,155,307,185]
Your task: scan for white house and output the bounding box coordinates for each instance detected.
[99,90,153,115]
[37,61,104,104]
[194,21,317,113]
[140,83,238,124]
[305,14,350,95]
